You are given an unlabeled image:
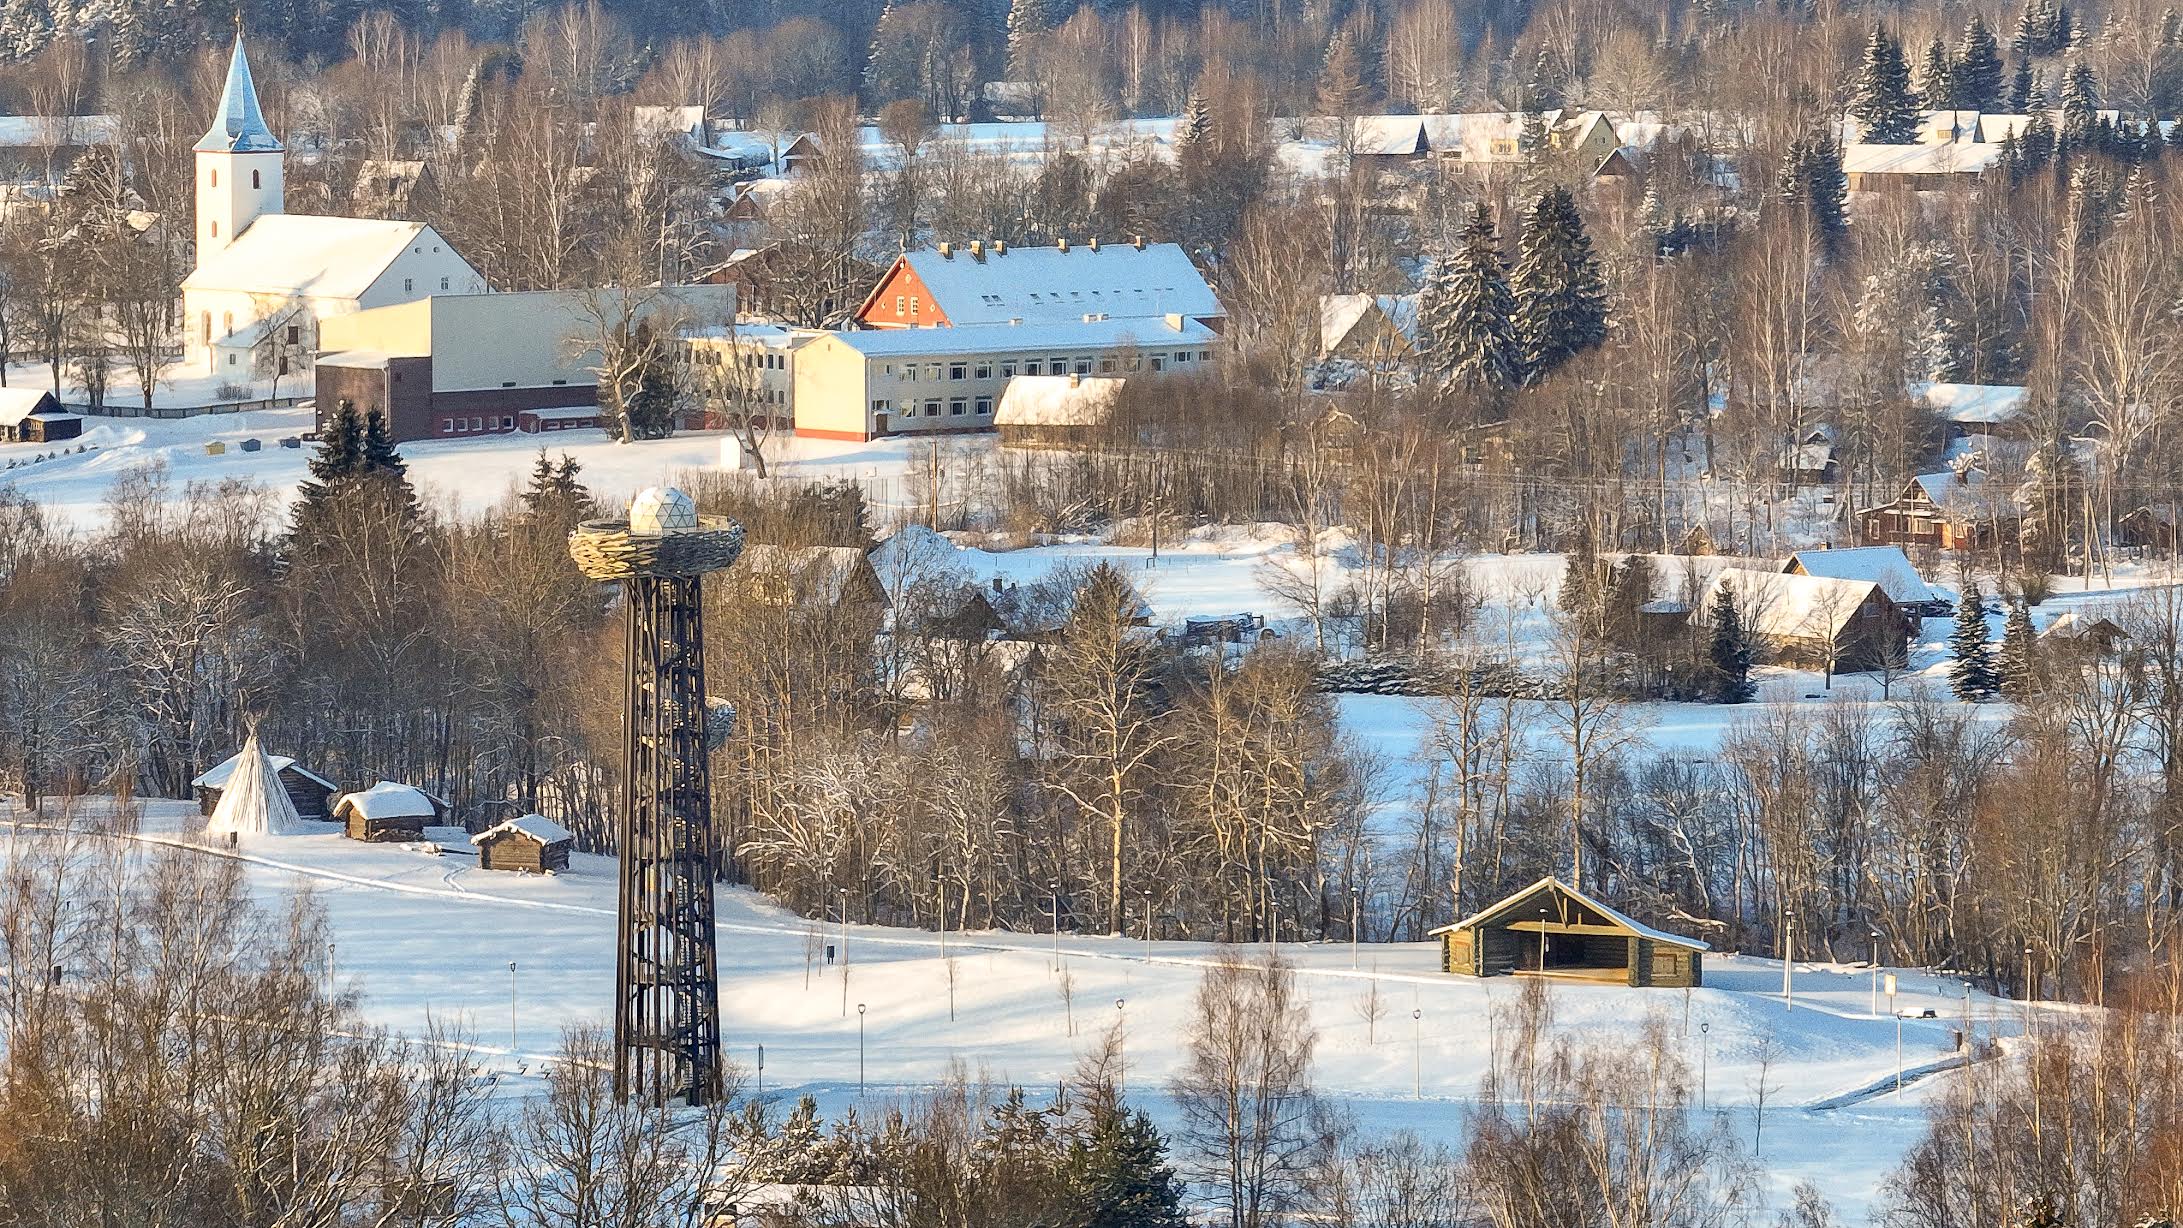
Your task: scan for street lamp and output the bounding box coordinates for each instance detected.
[1411,1008,1422,1100]
[1350,887,1361,970]
[1115,999,1127,1093]
[1141,889,1153,942]
[1782,908,1795,1010]
[1050,880,1062,969]
[508,960,519,1053]
[857,1002,867,1095]
[757,1043,765,1098]
[1537,905,1549,972]
[2024,945,2035,1003]
[1869,929,1881,1017]
[839,887,850,1018]
[1699,1019,1711,1107]
[325,942,336,1003]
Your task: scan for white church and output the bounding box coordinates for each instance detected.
[181,37,485,379]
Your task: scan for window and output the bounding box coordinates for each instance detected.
[209,168,217,187]
[227,353,237,365]
[442,420,454,434]
[200,312,211,345]
[208,220,218,238]
[1049,356,1067,371]
[925,364,941,380]
[404,278,414,293]
[1098,358,1117,374]
[923,399,941,417]
[909,295,921,318]
[1000,360,1017,378]
[551,378,567,386]
[501,381,516,389]
[1074,359,1092,375]
[975,396,993,415]
[1199,350,1212,360]
[948,364,967,381]
[440,277,450,291]
[872,399,889,417]
[277,356,289,376]
[286,325,300,345]
[895,295,906,314]
[222,311,233,337]
[1150,355,1165,372]
[949,398,967,416]
[1174,351,1192,364]
[884,363,897,376]
[974,362,992,379]
[502,416,514,429]
[251,169,260,189]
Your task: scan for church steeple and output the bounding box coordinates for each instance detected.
[193,34,284,257]
[196,36,283,154]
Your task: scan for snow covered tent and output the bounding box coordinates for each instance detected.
[470,814,573,874]
[1431,877,1706,987]
[193,747,337,819]
[333,781,441,843]
[202,732,301,839]
[1782,546,1949,617]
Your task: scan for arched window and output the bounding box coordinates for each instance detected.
[201,312,211,345]
[209,168,217,188]
[208,220,218,238]
[221,312,233,339]
[251,169,260,189]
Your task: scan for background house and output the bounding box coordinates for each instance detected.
[192,749,337,821]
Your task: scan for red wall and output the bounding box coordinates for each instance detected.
[856,259,949,328]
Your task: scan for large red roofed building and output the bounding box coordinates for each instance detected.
[854,237,1224,331]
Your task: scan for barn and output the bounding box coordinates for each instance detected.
[1431,877,1707,988]
[0,388,80,444]
[192,750,338,820]
[333,781,441,842]
[470,814,574,874]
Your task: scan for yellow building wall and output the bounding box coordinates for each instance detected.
[791,336,874,439]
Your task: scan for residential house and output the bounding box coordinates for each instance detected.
[1842,141,2003,191]
[1914,381,2026,440]
[1856,466,2016,552]
[1691,567,1911,671]
[1781,545,1950,617]
[350,160,439,219]
[682,323,811,432]
[1318,294,1418,362]
[192,749,338,820]
[702,241,881,325]
[471,814,574,874]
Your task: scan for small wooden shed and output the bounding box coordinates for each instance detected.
[193,750,339,821]
[1431,877,1708,988]
[333,781,440,843]
[470,814,574,874]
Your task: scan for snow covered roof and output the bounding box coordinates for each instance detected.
[740,544,884,605]
[524,406,599,422]
[633,104,706,144]
[889,242,1223,328]
[1842,142,2003,178]
[1431,876,1709,952]
[1914,381,2026,425]
[335,781,438,821]
[0,387,59,426]
[1318,294,1418,354]
[470,813,574,846]
[1784,546,1939,606]
[829,317,1217,357]
[181,216,456,300]
[196,37,283,154]
[192,748,336,792]
[314,349,413,370]
[993,374,1126,428]
[1912,467,1992,513]
[1692,567,1883,640]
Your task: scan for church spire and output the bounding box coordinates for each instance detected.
[195,36,283,154]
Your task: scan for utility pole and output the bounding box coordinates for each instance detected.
[839,888,850,1019]
[857,1003,867,1095]
[1350,887,1361,970]
[1782,908,1795,1010]
[509,960,518,1053]
[1411,1008,1422,1100]
[1869,930,1881,1017]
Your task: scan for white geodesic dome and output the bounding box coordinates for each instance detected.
[628,486,698,535]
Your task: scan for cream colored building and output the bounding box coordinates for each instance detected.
[789,315,1218,441]
[181,36,484,380]
[683,324,813,430]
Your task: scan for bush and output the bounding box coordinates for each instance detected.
[2016,569,2053,607]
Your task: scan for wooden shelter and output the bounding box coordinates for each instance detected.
[1431,877,1707,988]
[193,750,337,820]
[333,781,439,842]
[470,814,574,874]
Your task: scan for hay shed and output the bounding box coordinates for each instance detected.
[1431,877,1707,988]
[333,781,439,842]
[470,814,574,874]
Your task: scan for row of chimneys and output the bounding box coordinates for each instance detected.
[936,235,1148,260]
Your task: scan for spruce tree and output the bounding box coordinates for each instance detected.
[1176,90,1211,153]
[2060,60,2099,147]
[1999,597,2040,700]
[1006,0,1060,67]
[1950,577,2001,701]
[1957,17,2007,111]
[1317,28,1368,117]
[1709,581,1757,703]
[2009,57,2036,111]
[1851,24,1921,143]
[1919,36,1956,109]
[1559,529,1602,630]
[291,402,363,542]
[1065,1093,1188,1228]
[1511,186,1608,384]
[1779,129,1849,241]
[1419,204,1521,398]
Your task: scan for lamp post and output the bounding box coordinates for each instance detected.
[757,1043,765,1097]
[1782,908,1795,1010]
[857,1003,868,1095]
[1141,889,1152,942]
[325,942,335,1003]
[839,888,850,1019]
[1050,880,1062,969]
[509,960,519,1053]
[1699,1019,1710,1108]
[1115,999,1127,1094]
[1411,1008,1422,1100]
[1887,973,1901,1098]
[2023,944,2035,1003]
[1268,893,1279,957]
[1869,929,1881,1017]
[1537,905,1548,972]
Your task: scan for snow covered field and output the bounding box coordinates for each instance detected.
[0,799,2034,1220]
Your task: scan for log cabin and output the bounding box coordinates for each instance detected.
[1432,877,1707,988]
[333,781,439,842]
[470,814,574,874]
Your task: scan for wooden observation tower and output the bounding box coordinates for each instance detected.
[569,486,742,1105]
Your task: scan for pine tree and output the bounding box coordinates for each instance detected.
[291,402,363,541]
[1317,28,1368,117]
[1709,581,1756,703]
[1919,35,1957,109]
[1007,0,1061,67]
[1957,17,2006,110]
[1851,24,1922,143]
[1175,89,1212,157]
[1999,597,2040,700]
[1511,186,1608,383]
[1559,529,1602,628]
[1065,1093,1188,1228]
[1950,577,2001,701]
[2009,57,2036,110]
[2060,59,2099,147]
[1418,204,1522,397]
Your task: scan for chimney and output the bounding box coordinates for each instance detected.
[1057,238,1069,253]
[991,576,1004,592]
[938,241,953,259]
[994,240,1007,255]
[1133,234,1145,250]
[1068,373,1081,387]
[1088,236,1100,252]
[970,239,984,261]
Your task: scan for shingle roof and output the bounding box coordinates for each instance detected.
[1784,546,1940,606]
[893,242,1222,327]
[196,37,283,154]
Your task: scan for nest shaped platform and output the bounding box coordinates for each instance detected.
[569,516,746,580]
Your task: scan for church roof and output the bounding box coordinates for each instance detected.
[196,36,283,154]
[182,215,449,300]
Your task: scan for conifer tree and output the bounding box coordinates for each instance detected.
[1065,1092,1188,1228]
[1511,187,1608,383]
[1779,129,1849,242]
[1919,36,1957,109]
[1317,28,1369,117]
[2060,60,2099,146]
[1175,90,1212,156]
[1559,529,1603,629]
[291,401,363,541]
[1007,0,1061,67]
[1418,203,1522,397]
[1851,25,1921,143]
[1999,597,2040,700]
[2009,57,2036,110]
[1709,581,1756,703]
[1957,17,2007,110]
[1950,577,2001,701]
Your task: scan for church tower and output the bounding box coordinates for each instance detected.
[194,36,283,259]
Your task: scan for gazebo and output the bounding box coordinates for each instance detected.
[1431,877,1707,988]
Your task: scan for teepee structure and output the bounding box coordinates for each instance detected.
[204,729,300,838]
